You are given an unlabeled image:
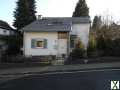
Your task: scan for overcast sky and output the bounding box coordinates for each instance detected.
[0,0,120,26]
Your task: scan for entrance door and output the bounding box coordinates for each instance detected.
[58,39,67,57]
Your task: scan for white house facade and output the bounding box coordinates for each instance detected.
[22,17,90,58]
[71,23,90,49]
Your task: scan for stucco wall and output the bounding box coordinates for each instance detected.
[24,32,58,56]
[71,23,90,49]
[23,23,90,56]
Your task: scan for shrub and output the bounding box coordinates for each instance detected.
[87,33,97,57]
[65,38,86,64]
[96,35,120,57]
[70,48,85,59]
[111,39,120,56]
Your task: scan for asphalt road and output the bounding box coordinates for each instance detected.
[0,69,120,90]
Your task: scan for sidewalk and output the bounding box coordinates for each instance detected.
[0,62,120,84]
[1,62,120,75]
[1,62,120,84]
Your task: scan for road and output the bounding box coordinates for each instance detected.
[0,69,120,90]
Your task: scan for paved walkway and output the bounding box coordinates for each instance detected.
[0,62,120,84]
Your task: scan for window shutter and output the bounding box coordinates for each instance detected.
[44,39,47,48]
[31,39,35,48]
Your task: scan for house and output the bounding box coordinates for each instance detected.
[0,20,17,50]
[0,20,15,36]
[22,17,90,59]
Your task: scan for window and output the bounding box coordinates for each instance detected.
[3,30,7,33]
[36,41,44,47]
[58,32,68,39]
[70,35,77,48]
[31,39,47,48]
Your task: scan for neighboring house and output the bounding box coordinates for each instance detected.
[0,20,16,50]
[0,20,16,36]
[22,17,90,58]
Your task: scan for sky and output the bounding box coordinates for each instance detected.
[0,0,120,27]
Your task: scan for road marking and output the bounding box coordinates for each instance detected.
[1,68,120,77]
[28,68,120,76]
[111,80,119,89]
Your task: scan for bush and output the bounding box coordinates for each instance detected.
[110,39,120,56]
[70,48,85,59]
[87,33,97,58]
[65,38,86,64]
[96,35,120,57]
[96,35,109,56]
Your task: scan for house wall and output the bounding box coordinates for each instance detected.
[0,28,10,36]
[24,32,59,56]
[71,23,90,49]
[10,30,15,35]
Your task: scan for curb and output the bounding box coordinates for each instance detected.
[1,66,120,76]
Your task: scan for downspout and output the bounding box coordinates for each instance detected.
[23,31,25,56]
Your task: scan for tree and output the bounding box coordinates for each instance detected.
[92,16,102,30]
[87,32,97,57]
[13,0,36,30]
[72,0,89,17]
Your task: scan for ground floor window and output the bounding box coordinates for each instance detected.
[31,38,47,48]
[70,35,77,48]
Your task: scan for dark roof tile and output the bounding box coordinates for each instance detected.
[22,17,90,32]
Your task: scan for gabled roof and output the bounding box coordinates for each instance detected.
[22,17,90,32]
[72,17,90,23]
[0,20,13,30]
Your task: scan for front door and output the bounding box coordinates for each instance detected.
[58,39,67,57]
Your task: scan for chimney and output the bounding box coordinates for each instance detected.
[37,15,42,20]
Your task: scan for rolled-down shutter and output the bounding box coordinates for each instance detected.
[31,39,36,48]
[44,39,47,48]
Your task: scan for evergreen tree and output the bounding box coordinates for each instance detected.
[13,0,36,30]
[92,16,102,30]
[72,0,89,17]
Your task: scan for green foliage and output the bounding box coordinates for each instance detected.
[13,0,36,30]
[111,39,120,56]
[92,16,102,30]
[96,35,120,56]
[72,0,89,17]
[70,48,85,59]
[75,38,84,49]
[87,33,97,57]
[70,38,85,59]
[96,35,106,50]
[0,35,21,55]
[96,25,111,39]
[91,16,120,57]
